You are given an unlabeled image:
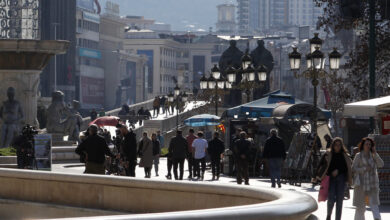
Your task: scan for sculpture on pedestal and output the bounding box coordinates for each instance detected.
[46,91,82,142]
[219,40,244,106]
[0,87,24,148]
[250,40,274,99]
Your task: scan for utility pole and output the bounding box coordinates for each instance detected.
[52,23,60,92]
[369,0,376,131]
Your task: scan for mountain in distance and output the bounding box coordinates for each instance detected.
[99,0,233,31]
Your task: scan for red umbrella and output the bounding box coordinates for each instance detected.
[89,116,121,127]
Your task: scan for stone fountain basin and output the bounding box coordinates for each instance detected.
[0,168,317,220]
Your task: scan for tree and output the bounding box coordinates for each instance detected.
[315,0,390,100]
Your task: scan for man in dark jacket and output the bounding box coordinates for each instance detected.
[233,131,251,185]
[169,130,188,180]
[208,132,225,180]
[75,124,114,175]
[117,123,138,177]
[263,129,286,188]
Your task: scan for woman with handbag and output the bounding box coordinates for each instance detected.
[352,137,384,220]
[316,137,352,220]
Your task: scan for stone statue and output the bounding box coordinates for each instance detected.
[219,40,244,74]
[46,91,82,143]
[218,40,244,106]
[0,87,24,148]
[250,40,274,99]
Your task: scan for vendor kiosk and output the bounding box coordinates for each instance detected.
[344,96,390,203]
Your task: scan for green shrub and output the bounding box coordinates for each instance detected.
[0,147,17,156]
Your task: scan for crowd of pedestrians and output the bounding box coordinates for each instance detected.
[75,122,385,220]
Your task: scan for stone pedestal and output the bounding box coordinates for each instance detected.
[0,39,69,126]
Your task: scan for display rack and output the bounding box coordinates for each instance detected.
[373,135,390,204]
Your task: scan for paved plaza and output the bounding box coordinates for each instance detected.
[52,158,390,220]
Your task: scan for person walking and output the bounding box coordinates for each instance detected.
[192,131,208,181]
[324,134,333,149]
[137,107,145,125]
[160,96,166,114]
[208,132,225,180]
[165,150,173,180]
[139,132,154,178]
[186,129,197,179]
[165,100,171,116]
[90,109,97,121]
[352,137,384,220]
[75,124,114,175]
[263,129,286,188]
[233,131,251,185]
[169,130,188,180]
[116,124,137,177]
[157,130,164,148]
[152,133,160,176]
[316,137,352,220]
[153,97,160,117]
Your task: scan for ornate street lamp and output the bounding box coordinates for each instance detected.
[200,74,208,90]
[288,34,342,169]
[226,65,237,83]
[168,92,174,102]
[171,84,187,130]
[241,49,252,69]
[309,33,323,53]
[289,47,301,70]
[257,65,267,82]
[311,47,325,70]
[329,48,341,70]
[208,76,216,89]
[174,84,180,97]
[211,64,221,80]
[306,53,313,69]
[217,77,226,89]
[246,65,256,82]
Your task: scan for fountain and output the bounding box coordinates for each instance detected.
[0,0,69,127]
[0,39,69,126]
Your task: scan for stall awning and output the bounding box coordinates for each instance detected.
[344,96,390,117]
[223,90,331,119]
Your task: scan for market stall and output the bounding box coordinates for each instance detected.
[221,91,331,178]
[344,96,390,203]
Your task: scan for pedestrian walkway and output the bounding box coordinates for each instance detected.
[52,158,390,220]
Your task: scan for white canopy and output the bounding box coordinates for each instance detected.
[344,96,390,117]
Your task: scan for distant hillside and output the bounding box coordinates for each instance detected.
[99,0,232,31]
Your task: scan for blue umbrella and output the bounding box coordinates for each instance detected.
[184,114,221,127]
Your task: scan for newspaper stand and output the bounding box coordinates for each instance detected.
[371,135,390,204]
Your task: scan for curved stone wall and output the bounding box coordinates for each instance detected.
[0,168,317,220]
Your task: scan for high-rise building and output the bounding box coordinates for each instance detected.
[270,0,288,28]
[41,0,106,110]
[40,0,77,102]
[237,0,322,34]
[237,0,250,34]
[216,3,236,34]
[288,0,322,27]
[259,0,271,32]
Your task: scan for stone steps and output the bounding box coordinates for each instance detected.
[0,164,17,168]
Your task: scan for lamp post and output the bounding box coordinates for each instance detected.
[200,48,267,115]
[172,84,188,130]
[288,33,341,136]
[200,64,226,116]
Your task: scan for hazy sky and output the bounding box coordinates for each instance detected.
[99,0,233,31]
